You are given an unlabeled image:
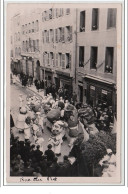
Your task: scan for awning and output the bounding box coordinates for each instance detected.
[84,74,116,85]
[56,70,72,78]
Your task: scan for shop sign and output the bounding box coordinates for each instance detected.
[102,89,107,95]
[90,86,95,90]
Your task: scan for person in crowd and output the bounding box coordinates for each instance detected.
[45,144,55,163]
[23,161,35,176]
[99,149,116,177]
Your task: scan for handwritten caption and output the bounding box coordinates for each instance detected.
[20,177,57,182]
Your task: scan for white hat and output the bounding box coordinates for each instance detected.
[20,107,27,114]
[107,149,112,154]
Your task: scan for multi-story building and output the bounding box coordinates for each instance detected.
[76,7,117,112]
[10,6,117,112]
[11,13,22,73]
[20,9,41,79]
[41,8,77,92]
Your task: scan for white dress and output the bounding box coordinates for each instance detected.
[35,137,44,152]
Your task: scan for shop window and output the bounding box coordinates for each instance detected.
[90,47,98,69]
[107,8,117,29]
[66,8,70,15]
[65,53,71,69]
[79,46,84,67]
[105,47,114,73]
[92,8,99,31]
[80,11,85,32]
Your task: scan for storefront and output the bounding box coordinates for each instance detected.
[41,67,53,86]
[55,70,73,93]
[84,75,116,113]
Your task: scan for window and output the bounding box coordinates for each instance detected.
[56,53,58,67]
[37,39,39,51]
[25,24,28,34]
[58,53,62,67]
[92,8,99,31]
[10,50,13,57]
[90,47,98,69]
[107,9,117,29]
[105,47,114,73]
[58,27,63,42]
[50,52,54,66]
[18,47,21,56]
[32,22,34,32]
[55,29,58,42]
[66,8,70,15]
[79,46,84,67]
[62,28,65,42]
[29,23,31,33]
[22,25,24,34]
[65,53,71,69]
[66,26,72,42]
[80,11,85,32]
[49,9,53,19]
[50,29,54,42]
[15,47,18,57]
[46,31,49,43]
[62,54,65,68]
[35,20,39,32]
[44,30,47,43]
[60,8,64,16]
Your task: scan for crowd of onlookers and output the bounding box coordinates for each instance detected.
[10,70,116,177]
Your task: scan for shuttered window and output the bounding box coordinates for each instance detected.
[70,26,73,41]
[62,54,65,68]
[107,8,117,28]
[62,27,65,42]
[55,29,58,42]
[56,53,58,67]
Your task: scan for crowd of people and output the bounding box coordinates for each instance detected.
[10,71,116,177]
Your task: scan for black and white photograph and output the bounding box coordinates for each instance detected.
[5,2,122,184]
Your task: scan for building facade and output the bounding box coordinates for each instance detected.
[41,8,77,92]
[20,9,41,79]
[11,13,22,74]
[10,6,117,112]
[76,8,117,112]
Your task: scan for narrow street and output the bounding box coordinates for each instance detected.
[11,82,70,162]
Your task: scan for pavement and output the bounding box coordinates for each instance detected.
[11,81,70,162]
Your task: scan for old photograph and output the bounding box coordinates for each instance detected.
[6,3,122,184]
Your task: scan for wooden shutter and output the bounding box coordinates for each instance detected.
[42,12,44,22]
[53,29,54,43]
[70,26,73,41]
[42,31,44,43]
[69,54,71,68]
[62,27,65,42]
[53,53,55,66]
[62,54,65,69]
[56,53,58,67]
[43,53,45,65]
[55,29,58,42]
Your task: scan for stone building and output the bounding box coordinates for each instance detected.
[76,7,117,112]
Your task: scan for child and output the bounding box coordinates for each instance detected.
[35,131,44,153]
[24,116,32,142]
